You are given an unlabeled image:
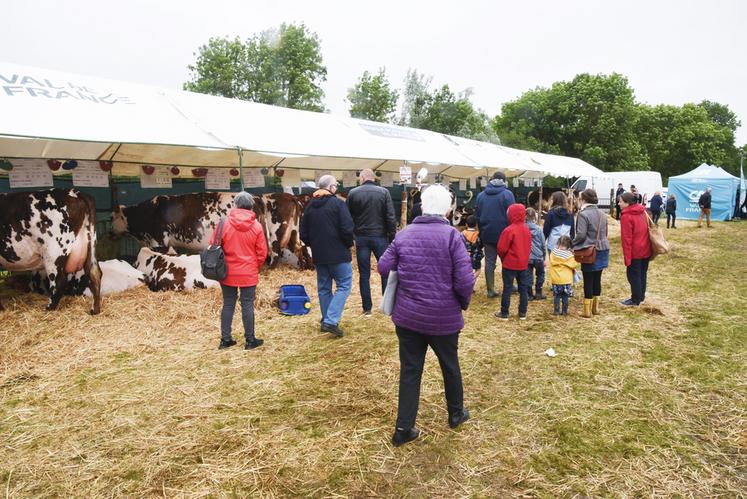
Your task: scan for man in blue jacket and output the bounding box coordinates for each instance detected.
[475,171,516,297]
[300,175,355,337]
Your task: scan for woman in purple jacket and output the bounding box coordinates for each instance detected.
[378,185,476,447]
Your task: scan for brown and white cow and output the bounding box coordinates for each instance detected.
[31,259,145,297]
[111,191,313,269]
[0,189,102,314]
[135,247,219,292]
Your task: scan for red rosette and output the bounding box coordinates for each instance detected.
[171,166,180,175]
[141,165,155,175]
[47,159,62,171]
[276,168,285,177]
[229,168,239,177]
[99,161,113,172]
[191,168,208,177]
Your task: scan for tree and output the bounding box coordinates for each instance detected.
[493,73,648,171]
[347,68,399,122]
[184,23,327,111]
[397,69,498,142]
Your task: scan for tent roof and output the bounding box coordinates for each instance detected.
[669,163,739,181]
[0,61,604,180]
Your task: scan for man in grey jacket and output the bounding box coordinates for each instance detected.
[347,169,398,315]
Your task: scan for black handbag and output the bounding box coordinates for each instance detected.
[200,218,227,281]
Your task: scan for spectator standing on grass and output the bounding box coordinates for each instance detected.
[572,189,610,318]
[666,194,677,229]
[525,208,546,301]
[300,175,354,338]
[377,184,475,447]
[475,171,515,298]
[630,185,642,204]
[494,203,532,321]
[215,191,269,351]
[549,235,578,315]
[619,192,652,307]
[346,168,397,316]
[461,215,484,282]
[543,191,575,255]
[615,183,625,220]
[649,191,664,226]
[698,187,713,228]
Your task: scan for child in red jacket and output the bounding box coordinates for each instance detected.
[494,203,532,320]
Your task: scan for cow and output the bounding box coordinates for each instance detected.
[30,259,146,297]
[111,191,313,269]
[0,189,102,314]
[135,247,219,292]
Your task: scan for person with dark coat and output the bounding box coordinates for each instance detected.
[300,175,354,337]
[572,189,610,318]
[543,191,575,254]
[475,171,515,297]
[346,169,397,315]
[698,187,713,228]
[615,183,625,220]
[619,192,652,306]
[665,194,677,229]
[495,204,532,320]
[213,191,269,350]
[378,185,475,447]
[649,191,664,226]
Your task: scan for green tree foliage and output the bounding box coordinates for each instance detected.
[493,73,648,171]
[347,68,399,122]
[185,23,327,111]
[398,69,497,142]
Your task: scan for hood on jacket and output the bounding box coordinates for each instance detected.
[484,182,508,195]
[623,203,646,216]
[313,189,334,198]
[552,206,571,218]
[228,208,258,232]
[507,203,526,225]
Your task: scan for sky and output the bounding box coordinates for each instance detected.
[3,0,746,147]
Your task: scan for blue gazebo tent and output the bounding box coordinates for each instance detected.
[668,163,740,221]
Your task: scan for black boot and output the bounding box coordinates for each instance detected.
[245,338,264,350]
[219,339,237,350]
[449,409,471,429]
[392,427,420,447]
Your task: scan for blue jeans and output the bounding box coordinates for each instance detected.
[355,236,389,312]
[501,268,531,316]
[626,258,649,305]
[220,284,256,342]
[316,262,353,326]
[528,259,545,295]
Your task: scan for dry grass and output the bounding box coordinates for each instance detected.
[1,219,746,497]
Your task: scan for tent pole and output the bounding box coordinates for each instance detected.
[238,147,245,191]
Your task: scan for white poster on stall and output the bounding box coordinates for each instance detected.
[73,161,109,188]
[281,168,301,189]
[205,168,230,191]
[513,177,520,188]
[459,179,467,191]
[140,166,172,189]
[9,159,54,189]
[343,170,357,187]
[380,172,393,187]
[244,168,265,188]
[480,177,487,188]
[399,166,412,184]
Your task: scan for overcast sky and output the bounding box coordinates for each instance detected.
[4,0,746,146]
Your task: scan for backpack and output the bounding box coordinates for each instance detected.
[200,218,227,281]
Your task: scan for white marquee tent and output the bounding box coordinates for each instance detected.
[0,61,604,184]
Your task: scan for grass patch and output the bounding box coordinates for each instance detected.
[0,220,745,496]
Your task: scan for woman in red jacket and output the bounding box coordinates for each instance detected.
[213,191,268,350]
[619,192,652,306]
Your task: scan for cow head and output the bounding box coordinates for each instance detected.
[111,205,128,237]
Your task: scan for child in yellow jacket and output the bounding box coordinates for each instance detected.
[549,235,579,315]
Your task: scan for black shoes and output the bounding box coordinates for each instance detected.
[218,339,237,350]
[392,427,420,447]
[534,293,547,300]
[321,323,344,337]
[449,409,471,429]
[245,338,264,350]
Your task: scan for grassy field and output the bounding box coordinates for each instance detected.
[1,219,745,497]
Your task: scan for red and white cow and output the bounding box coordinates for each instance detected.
[135,248,219,292]
[111,191,312,269]
[0,189,102,314]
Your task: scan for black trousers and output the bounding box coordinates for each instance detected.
[626,258,650,305]
[582,270,603,299]
[395,326,463,430]
[667,213,676,228]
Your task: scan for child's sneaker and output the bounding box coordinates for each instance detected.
[494,311,509,321]
[519,314,527,320]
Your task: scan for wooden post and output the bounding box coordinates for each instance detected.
[400,189,408,229]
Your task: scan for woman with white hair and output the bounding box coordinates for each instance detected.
[212,191,268,350]
[378,184,475,447]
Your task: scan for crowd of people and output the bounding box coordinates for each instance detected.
[210,169,668,447]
